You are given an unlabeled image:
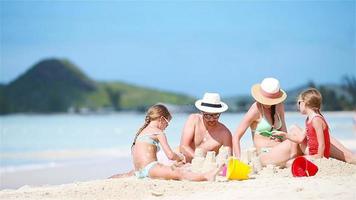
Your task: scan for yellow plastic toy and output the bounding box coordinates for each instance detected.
[226,157,251,180]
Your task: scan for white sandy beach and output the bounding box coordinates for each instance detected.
[1,158,355,200]
[1,112,355,199]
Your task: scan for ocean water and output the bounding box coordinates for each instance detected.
[1,112,355,173]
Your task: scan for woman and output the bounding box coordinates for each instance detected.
[233,78,356,167]
[232,77,299,167]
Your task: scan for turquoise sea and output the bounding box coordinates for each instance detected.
[1,112,355,173]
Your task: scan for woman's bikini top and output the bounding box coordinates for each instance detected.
[135,132,162,151]
[252,104,283,138]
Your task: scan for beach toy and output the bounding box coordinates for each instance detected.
[259,130,283,140]
[221,165,227,176]
[226,157,251,180]
[291,156,318,177]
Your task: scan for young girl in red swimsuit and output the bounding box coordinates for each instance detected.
[274,88,331,160]
[297,88,330,158]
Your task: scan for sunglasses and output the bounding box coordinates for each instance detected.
[297,100,304,109]
[162,116,170,125]
[202,112,220,119]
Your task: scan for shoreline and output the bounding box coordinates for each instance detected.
[0,157,132,190]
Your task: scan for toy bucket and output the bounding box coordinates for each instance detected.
[226,157,251,180]
[291,156,318,177]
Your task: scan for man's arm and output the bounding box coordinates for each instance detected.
[179,114,198,162]
[221,126,233,155]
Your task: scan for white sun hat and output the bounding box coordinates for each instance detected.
[251,77,287,105]
[195,92,228,113]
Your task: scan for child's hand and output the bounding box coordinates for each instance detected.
[271,131,287,140]
[174,160,186,167]
[176,152,186,164]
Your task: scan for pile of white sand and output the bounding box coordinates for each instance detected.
[255,158,356,178]
[312,158,356,177]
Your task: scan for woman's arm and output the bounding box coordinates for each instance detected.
[233,103,259,158]
[312,117,326,158]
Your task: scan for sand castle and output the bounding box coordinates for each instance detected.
[240,147,262,173]
[240,147,280,175]
[191,146,278,176]
[191,146,230,173]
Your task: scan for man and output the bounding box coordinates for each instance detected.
[179,92,232,162]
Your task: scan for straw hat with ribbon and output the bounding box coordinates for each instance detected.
[251,77,287,105]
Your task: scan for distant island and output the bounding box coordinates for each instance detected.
[0,58,355,114]
[0,58,195,114]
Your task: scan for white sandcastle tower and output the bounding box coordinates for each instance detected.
[240,147,281,174]
[191,148,205,173]
[240,147,263,174]
[251,156,263,173]
[240,147,257,164]
[216,146,230,166]
[202,151,218,172]
[192,146,276,175]
[191,146,231,173]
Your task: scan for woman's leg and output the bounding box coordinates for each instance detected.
[330,136,356,164]
[260,125,305,167]
[149,163,221,181]
[259,140,300,167]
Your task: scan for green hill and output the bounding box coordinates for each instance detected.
[0,58,194,114]
[100,82,194,111]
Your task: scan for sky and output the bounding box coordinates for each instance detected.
[1,1,355,97]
